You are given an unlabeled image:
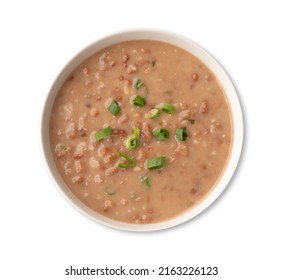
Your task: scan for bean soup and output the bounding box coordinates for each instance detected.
[50,40,232,224]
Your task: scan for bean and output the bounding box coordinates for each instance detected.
[192,73,199,81]
[200,100,208,113]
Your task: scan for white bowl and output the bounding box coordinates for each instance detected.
[41,29,244,231]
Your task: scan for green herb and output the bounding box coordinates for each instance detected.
[134,79,144,90]
[188,119,195,124]
[147,156,166,169]
[105,187,116,195]
[145,108,160,119]
[159,103,176,114]
[153,128,170,141]
[118,152,135,168]
[151,60,156,67]
[108,99,120,116]
[176,127,188,141]
[133,78,148,94]
[125,136,140,150]
[58,143,67,150]
[133,95,146,107]
[132,128,140,136]
[140,175,151,189]
[95,126,113,141]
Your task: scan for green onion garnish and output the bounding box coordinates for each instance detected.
[153,128,170,141]
[133,78,148,94]
[132,128,140,136]
[176,127,188,141]
[105,186,116,195]
[118,152,135,168]
[95,126,113,141]
[134,79,142,89]
[145,108,160,119]
[140,175,151,189]
[147,156,166,169]
[125,136,140,149]
[160,103,176,114]
[134,79,145,90]
[133,95,146,107]
[108,99,120,116]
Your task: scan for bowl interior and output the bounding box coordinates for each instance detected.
[41,30,243,231]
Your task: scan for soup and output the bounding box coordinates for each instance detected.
[50,40,232,224]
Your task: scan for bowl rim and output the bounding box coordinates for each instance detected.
[41,28,244,232]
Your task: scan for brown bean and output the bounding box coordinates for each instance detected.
[178,110,191,121]
[141,122,152,139]
[112,128,127,136]
[94,174,104,184]
[103,200,113,212]
[72,175,83,184]
[83,67,90,76]
[74,160,83,173]
[89,157,100,169]
[123,54,129,63]
[103,154,117,164]
[192,73,199,81]
[118,114,128,124]
[97,144,109,157]
[200,100,208,113]
[90,107,99,117]
[65,122,76,139]
[63,161,72,175]
[127,64,137,74]
[73,141,87,159]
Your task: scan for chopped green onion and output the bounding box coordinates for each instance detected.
[133,95,146,107]
[176,127,188,141]
[147,156,166,169]
[118,152,135,168]
[145,108,160,119]
[132,128,140,136]
[125,136,140,149]
[153,128,170,141]
[108,99,120,116]
[105,186,116,195]
[95,126,113,141]
[188,119,195,124]
[160,103,176,114]
[134,79,144,90]
[140,175,151,189]
[133,78,148,94]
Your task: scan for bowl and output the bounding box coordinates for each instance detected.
[41,29,244,231]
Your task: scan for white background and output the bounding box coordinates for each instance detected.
[1,1,281,279]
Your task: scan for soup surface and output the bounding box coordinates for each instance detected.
[50,40,232,224]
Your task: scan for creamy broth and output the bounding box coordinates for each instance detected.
[50,40,232,224]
